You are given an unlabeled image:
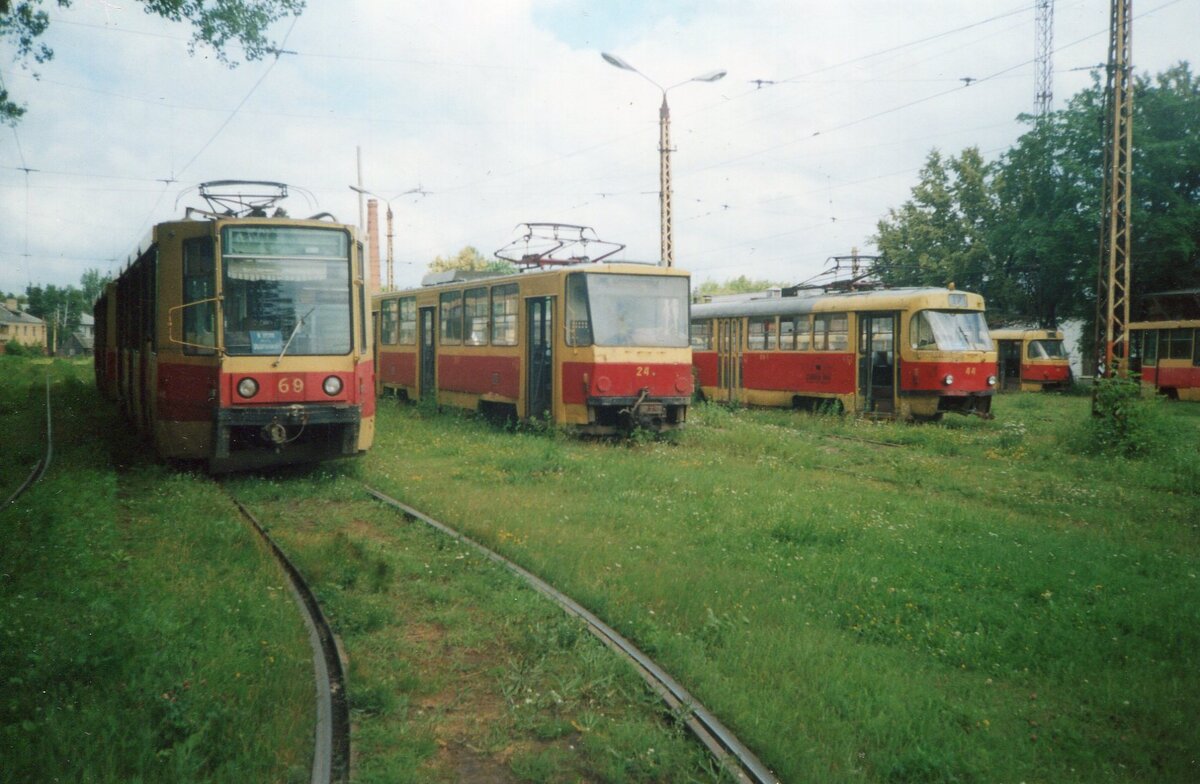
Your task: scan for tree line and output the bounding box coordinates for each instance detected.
[872,62,1199,331]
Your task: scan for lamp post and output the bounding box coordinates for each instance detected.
[348,185,425,291]
[602,53,725,267]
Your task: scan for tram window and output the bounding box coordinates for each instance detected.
[491,284,518,346]
[1142,330,1158,363]
[814,313,848,351]
[1028,339,1067,359]
[464,287,489,346]
[748,316,777,350]
[565,273,593,347]
[1167,328,1194,360]
[690,320,713,350]
[779,317,795,350]
[909,310,992,351]
[380,299,400,345]
[794,316,811,350]
[182,238,215,355]
[440,291,463,345]
[397,297,416,345]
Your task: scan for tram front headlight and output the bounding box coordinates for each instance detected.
[987,374,997,387]
[237,377,259,398]
[942,374,955,386]
[323,375,343,396]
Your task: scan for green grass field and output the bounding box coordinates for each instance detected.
[362,390,1200,783]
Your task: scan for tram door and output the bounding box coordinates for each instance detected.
[997,339,1022,391]
[716,318,743,403]
[858,312,896,413]
[526,297,554,420]
[418,307,436,402]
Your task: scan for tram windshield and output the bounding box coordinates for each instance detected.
[220,226,353,356]
[566,272,689,348]
[1028,339,1067,359]
[910,310,993,351]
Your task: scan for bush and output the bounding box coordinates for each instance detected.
[1082,375,1169,457]
[4,339,29,356]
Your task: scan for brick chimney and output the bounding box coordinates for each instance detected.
[366,198,381,295]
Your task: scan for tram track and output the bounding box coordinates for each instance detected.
[4,375,53,507]
[222,488,350,784]
[363,484,781,784]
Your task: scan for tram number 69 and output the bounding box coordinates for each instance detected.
[278,377,305,394]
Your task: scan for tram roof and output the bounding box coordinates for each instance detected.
[691,287,984,319]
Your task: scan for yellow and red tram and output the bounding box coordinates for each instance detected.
[1130,320,1200,400]
[690,286,997,420]
[991,328,1072,392]
[94,181,375,471]
[374,263,693,433]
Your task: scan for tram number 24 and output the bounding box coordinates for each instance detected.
[634,366,653,378]
[278,377,305,394]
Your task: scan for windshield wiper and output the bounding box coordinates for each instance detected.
[274,306,315,367]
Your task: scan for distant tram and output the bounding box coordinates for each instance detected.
[373,225,693,433]
[690,286,996,420]
[1130,320,1200,400]
[991,328,1072,392]
[95,181,375,471]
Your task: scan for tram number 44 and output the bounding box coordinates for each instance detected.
[963,367,977,376]
[278,377,305,394]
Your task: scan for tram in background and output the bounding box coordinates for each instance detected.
[374,224,692,434]
[690,286,996,420]
[1130,320,1200,400]
[95,181,375,471]
[991,328,1072,392]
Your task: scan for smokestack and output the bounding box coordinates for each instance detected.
[366,198,381,294]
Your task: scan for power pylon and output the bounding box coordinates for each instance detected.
[1035,0,1054,116]
[1094,0,1133,379]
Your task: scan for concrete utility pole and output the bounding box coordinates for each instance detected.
[601,53,725,268]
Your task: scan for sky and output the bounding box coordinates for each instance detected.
[0,0,1196,297]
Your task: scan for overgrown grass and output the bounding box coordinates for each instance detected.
[226,470,732,783]
[0,359,314,782]
[363,394,1200,783]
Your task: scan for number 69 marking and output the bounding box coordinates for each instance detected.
[278,377,305,394]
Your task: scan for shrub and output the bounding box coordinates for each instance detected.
[1082,376,1169,457]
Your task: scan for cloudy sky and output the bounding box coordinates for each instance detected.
[1,0,1195,297]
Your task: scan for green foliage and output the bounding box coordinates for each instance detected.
[695,275,792,297]
[1079,376,1170,457]
[4,338,31,356]
[874,62,1200,327]
[428,245,517,275]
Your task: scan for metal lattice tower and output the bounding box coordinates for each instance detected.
[1035,0,1054,115]
[1094,0,1133,379]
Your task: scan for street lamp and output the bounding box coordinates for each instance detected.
[602,53,725,267]
[348,185,425,291]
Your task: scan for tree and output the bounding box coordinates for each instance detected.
[873,147,999,300]
[1,0,306,125]
[695,275,791,297]
[873,62,1200,329]
[428,246,516,275]
[79,267,111,304]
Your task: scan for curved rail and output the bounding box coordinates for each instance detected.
[364,485,780,784]
[4,375,53,507]
[227,495,350,784]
